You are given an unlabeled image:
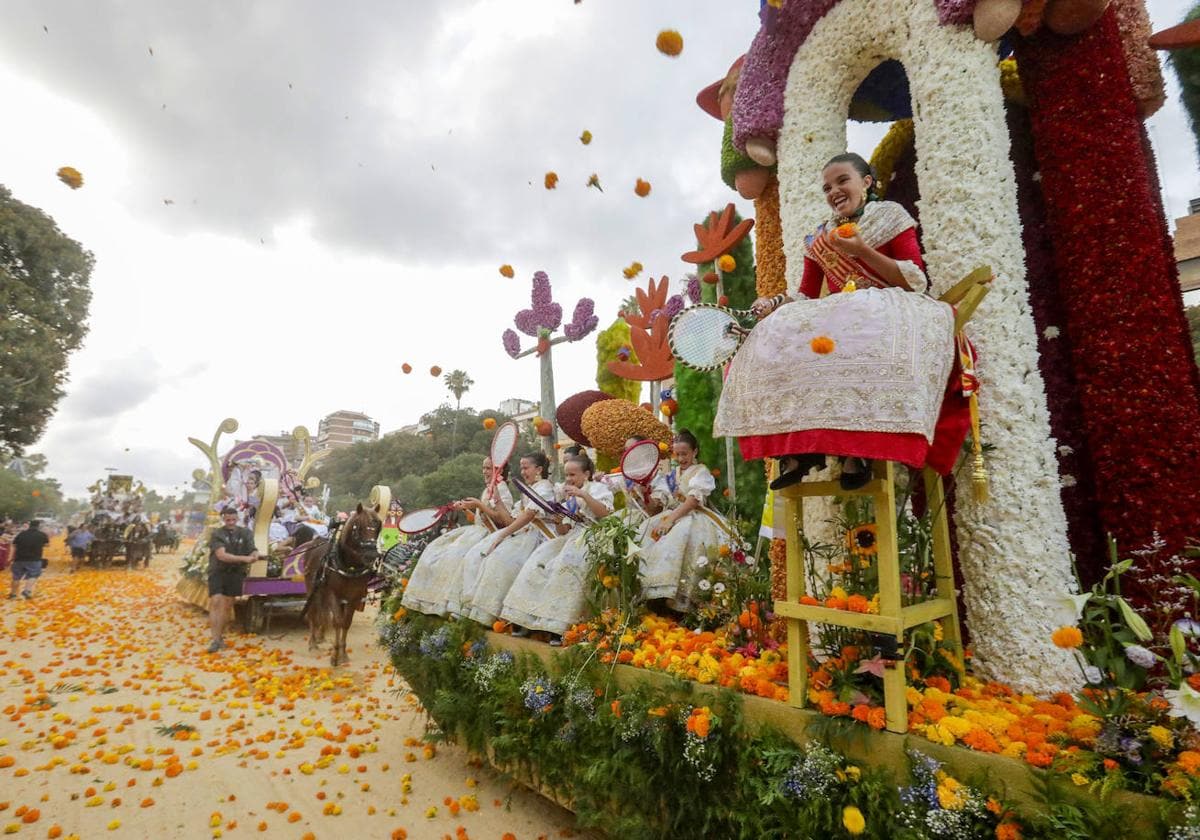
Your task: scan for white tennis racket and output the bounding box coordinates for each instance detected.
[397,507,450,535]
[620,440,661,513]
[669,304,756,371]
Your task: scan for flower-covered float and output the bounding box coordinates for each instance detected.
[378,1,1200,836]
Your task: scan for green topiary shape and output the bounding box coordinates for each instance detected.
[1169,4,1200,157]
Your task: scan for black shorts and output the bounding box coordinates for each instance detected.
[207,564,246,597]
[70,547,86,559]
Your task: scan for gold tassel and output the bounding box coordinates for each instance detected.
[968,392,988,504]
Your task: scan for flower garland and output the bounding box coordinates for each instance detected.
[772,0,1078,694]
[1014,11,1200,598]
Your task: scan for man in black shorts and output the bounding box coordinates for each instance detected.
[206,507,258,653]
[9,520,49,600]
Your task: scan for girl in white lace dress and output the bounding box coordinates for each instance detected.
[501,454,615,638]
[457,451,557,625]
[401,457,513,616]
[639,430,732,610]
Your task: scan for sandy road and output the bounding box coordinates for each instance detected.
[0,540,577,840]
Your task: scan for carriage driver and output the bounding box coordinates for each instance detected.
[206,506,258,654]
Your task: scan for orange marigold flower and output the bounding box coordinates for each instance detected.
[499,264,515,278]
[835,222,858,238]
[655,29,683,56]
[1050,626,1083,649]
[544,172,558,190]
[866,707,887,730]
[716,254,736,273]
[996,823,1022,840]
[634,178,651,197]
[810,336,836,355]
[846,594,870,613]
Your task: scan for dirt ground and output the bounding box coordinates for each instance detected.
[0,538,579,840]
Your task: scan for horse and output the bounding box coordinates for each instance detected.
[298,503,382,666]
[124,521,153,569]
[152,525,179,554]
[88,521,120,567]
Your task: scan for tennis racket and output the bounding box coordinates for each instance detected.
[512,478,585,523]
[397,506,452,535]
[620,440,661,513]
[488,421,519,489]
[669,304,757,371]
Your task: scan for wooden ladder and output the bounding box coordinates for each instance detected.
[772,268,991,734]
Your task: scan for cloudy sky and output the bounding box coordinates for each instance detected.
[1,1,1196,498]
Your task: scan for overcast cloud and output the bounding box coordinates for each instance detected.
[0,1,1195,498]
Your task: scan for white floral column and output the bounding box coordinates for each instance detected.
[776,0,1079,694]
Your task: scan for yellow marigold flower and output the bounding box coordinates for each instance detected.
[716,254,736,272]
[1071,773,1090,786]
[56,166,84,189]
[1051,626,1083,649]
[655,29,683,57]
[1149,725,1174,750]
[579,129,592,145]
[842,805,866,835]
[499,264,515,278]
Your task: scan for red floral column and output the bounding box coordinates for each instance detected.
[1015,11,1200,593]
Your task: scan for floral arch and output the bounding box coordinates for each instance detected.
[769,0,1078,693]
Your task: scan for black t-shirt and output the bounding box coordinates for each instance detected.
[13,529,49,562]
[208,526,256,574]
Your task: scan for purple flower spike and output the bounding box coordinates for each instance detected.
[564,298,599,342]
[514,270,563,336]
[502,328,521,359]
[686,273,701,304]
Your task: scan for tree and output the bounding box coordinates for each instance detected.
[0,185,94,456]
[1188,306,1200,365]
[0,454,65,520]
[443,369,475,455]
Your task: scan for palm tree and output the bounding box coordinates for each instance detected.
[443,370,474,455]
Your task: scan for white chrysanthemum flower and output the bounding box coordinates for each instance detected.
[1061,475,1077,488]
[695,556,709,568]
[697,579,711,591]
[1043,326,1060,340]
[1058,445,1075,457]
[713,582,726,594]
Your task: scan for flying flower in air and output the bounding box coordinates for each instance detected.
[544,172,558,190]
[56,166,83,189]
[579,130,592,145]
[401,363,412,374]
[655,29,683,56]
[430,366,442,377]
[586,173,603,192]
[499,264,515,278]
[634,178,651,197]
[622,262,643,280]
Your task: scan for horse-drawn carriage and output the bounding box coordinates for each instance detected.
[77,474,155,569]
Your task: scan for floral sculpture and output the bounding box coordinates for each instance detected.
[502,270,599,460]
[605,276,681,383]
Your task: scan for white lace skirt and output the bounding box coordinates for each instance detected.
[459,526,547,625]
[638,508,731,608]
[500,530,591,635]
[714,287,955,440]
[400,524,488,616]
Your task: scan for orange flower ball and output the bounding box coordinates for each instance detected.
[835,222,859,238]
[810,336,836,355]
[1051,626,1083,649]
[536,420,553,437]
[655,29,683,56]
[401,363,412,374]
[634,178,651,197]
[702,271,719,285]
[482,418,496,430]
[544,172,558,190]
[430,366,442,376]
[499,264,515,278]
[717,254,736,273]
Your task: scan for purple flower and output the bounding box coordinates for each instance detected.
[563,298,599,341]
[933,0,976,25]
[686,273,701,304]
[665,294,685,320]
[502,329,521,359]
[514,271,562,336]
[1124,644,1156,669]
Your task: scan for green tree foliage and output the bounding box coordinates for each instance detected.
[318,405,536,512]
[0,185,94,456]
[672,212,766,528]
[0,455,65,520]
[1170,4,1200,156]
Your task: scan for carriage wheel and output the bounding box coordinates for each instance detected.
[244,597,268,635]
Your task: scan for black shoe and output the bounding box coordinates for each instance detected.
[769,454,827,491]
[839,457,873,491]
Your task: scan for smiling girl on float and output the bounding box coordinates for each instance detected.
[714,153,964,491]
[400,456,514,617]
[499,453,614,640]
[455,451,557,626]
[638,429,732,611]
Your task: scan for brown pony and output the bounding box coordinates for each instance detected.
[124,522,153,569]
[300,503,382,666]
